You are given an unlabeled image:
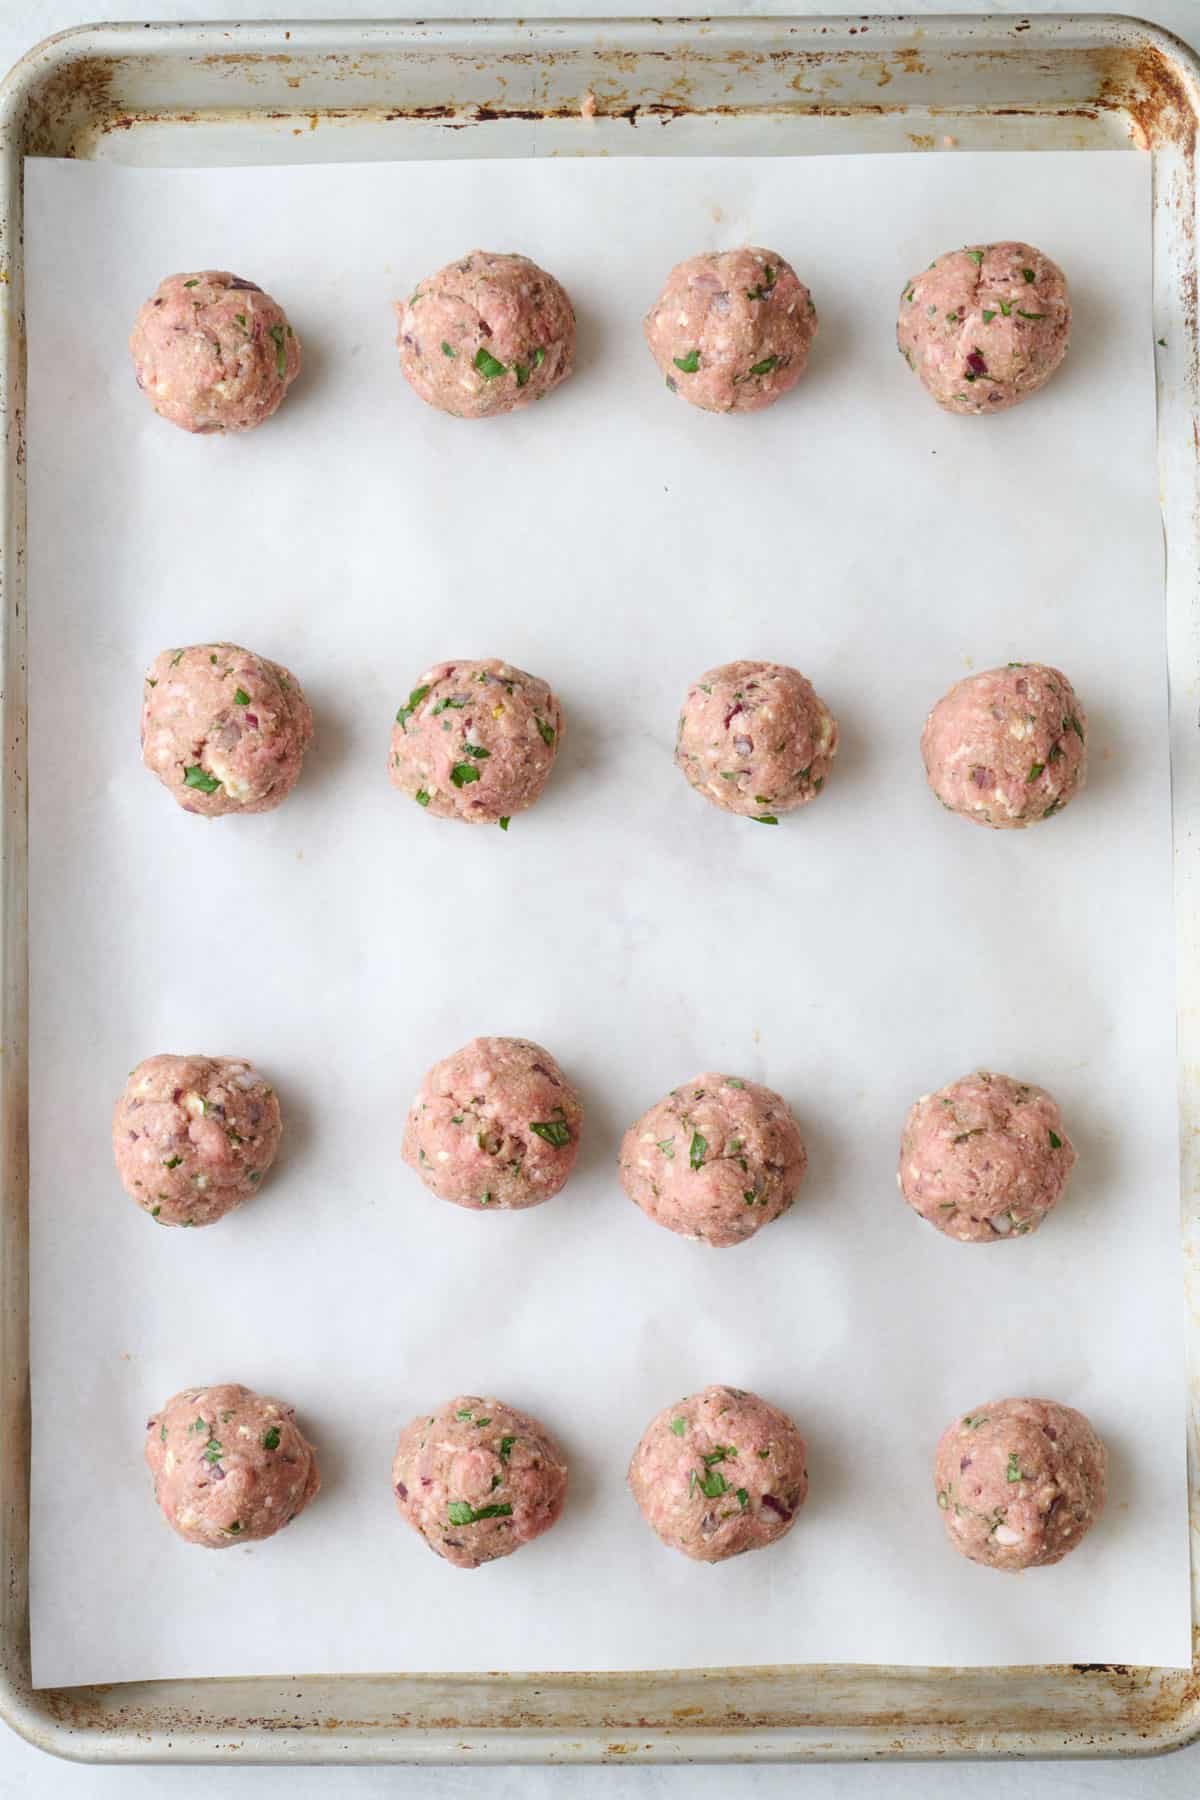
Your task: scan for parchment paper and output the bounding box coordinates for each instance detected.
[24,148,1190,1686]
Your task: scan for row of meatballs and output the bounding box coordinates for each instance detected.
[143,646,1089,831]
[145,1382,1108,1576]
[129,240,1070,431]
[113,1044,1077,1248]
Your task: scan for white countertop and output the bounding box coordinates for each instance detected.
[3,0,1197,1792]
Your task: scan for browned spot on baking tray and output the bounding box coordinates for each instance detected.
[473,105,570,122]
[894,46,928,76]
[201,52,296,65]
[1097,42,1199,154]
[384,104,456,120]
[21,53,117,156]
[989,107,1097,120]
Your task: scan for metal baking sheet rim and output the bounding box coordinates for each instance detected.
[1,10,1199,1765]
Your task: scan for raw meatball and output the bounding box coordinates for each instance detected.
[403,1036,582,1211]
[395,251,575,419]
[141,642,313,817]
[129,271,300,434]
[628,1385,808,1562]
[921,662,1086,828]
[899,1070,1076,1243]
[675,661,837,821]
[146,1383,319,1547]
[390,658,563,824]
[934,1397,1107,1570]
[392,1395,567,1568]
[619,1073,806,1247]
[644,248,818,413]
[113,1054,281,1226]
[897,242,1070,414]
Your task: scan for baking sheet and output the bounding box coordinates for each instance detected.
[23,147,1189,1687]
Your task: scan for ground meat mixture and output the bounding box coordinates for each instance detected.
[390,658,563,824]
[145,1383,319,1547]
[403,1036,582,1210]
[899,1070,1076,1243]
[113,1054,281,1227]
[392,1395,567,1567]
[921,662,1086,828]
[619,1073,806,1247]
[644,248,818,413]
[897,241,1070,414]
[675,661,837,821]
[395,251,575,419]
[129,271,300,433]
[141,642,313,817]
[934,1397,1107,1570]
[628,1385,808,1561]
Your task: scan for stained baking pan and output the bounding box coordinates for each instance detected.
[1,11,1199,1764]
